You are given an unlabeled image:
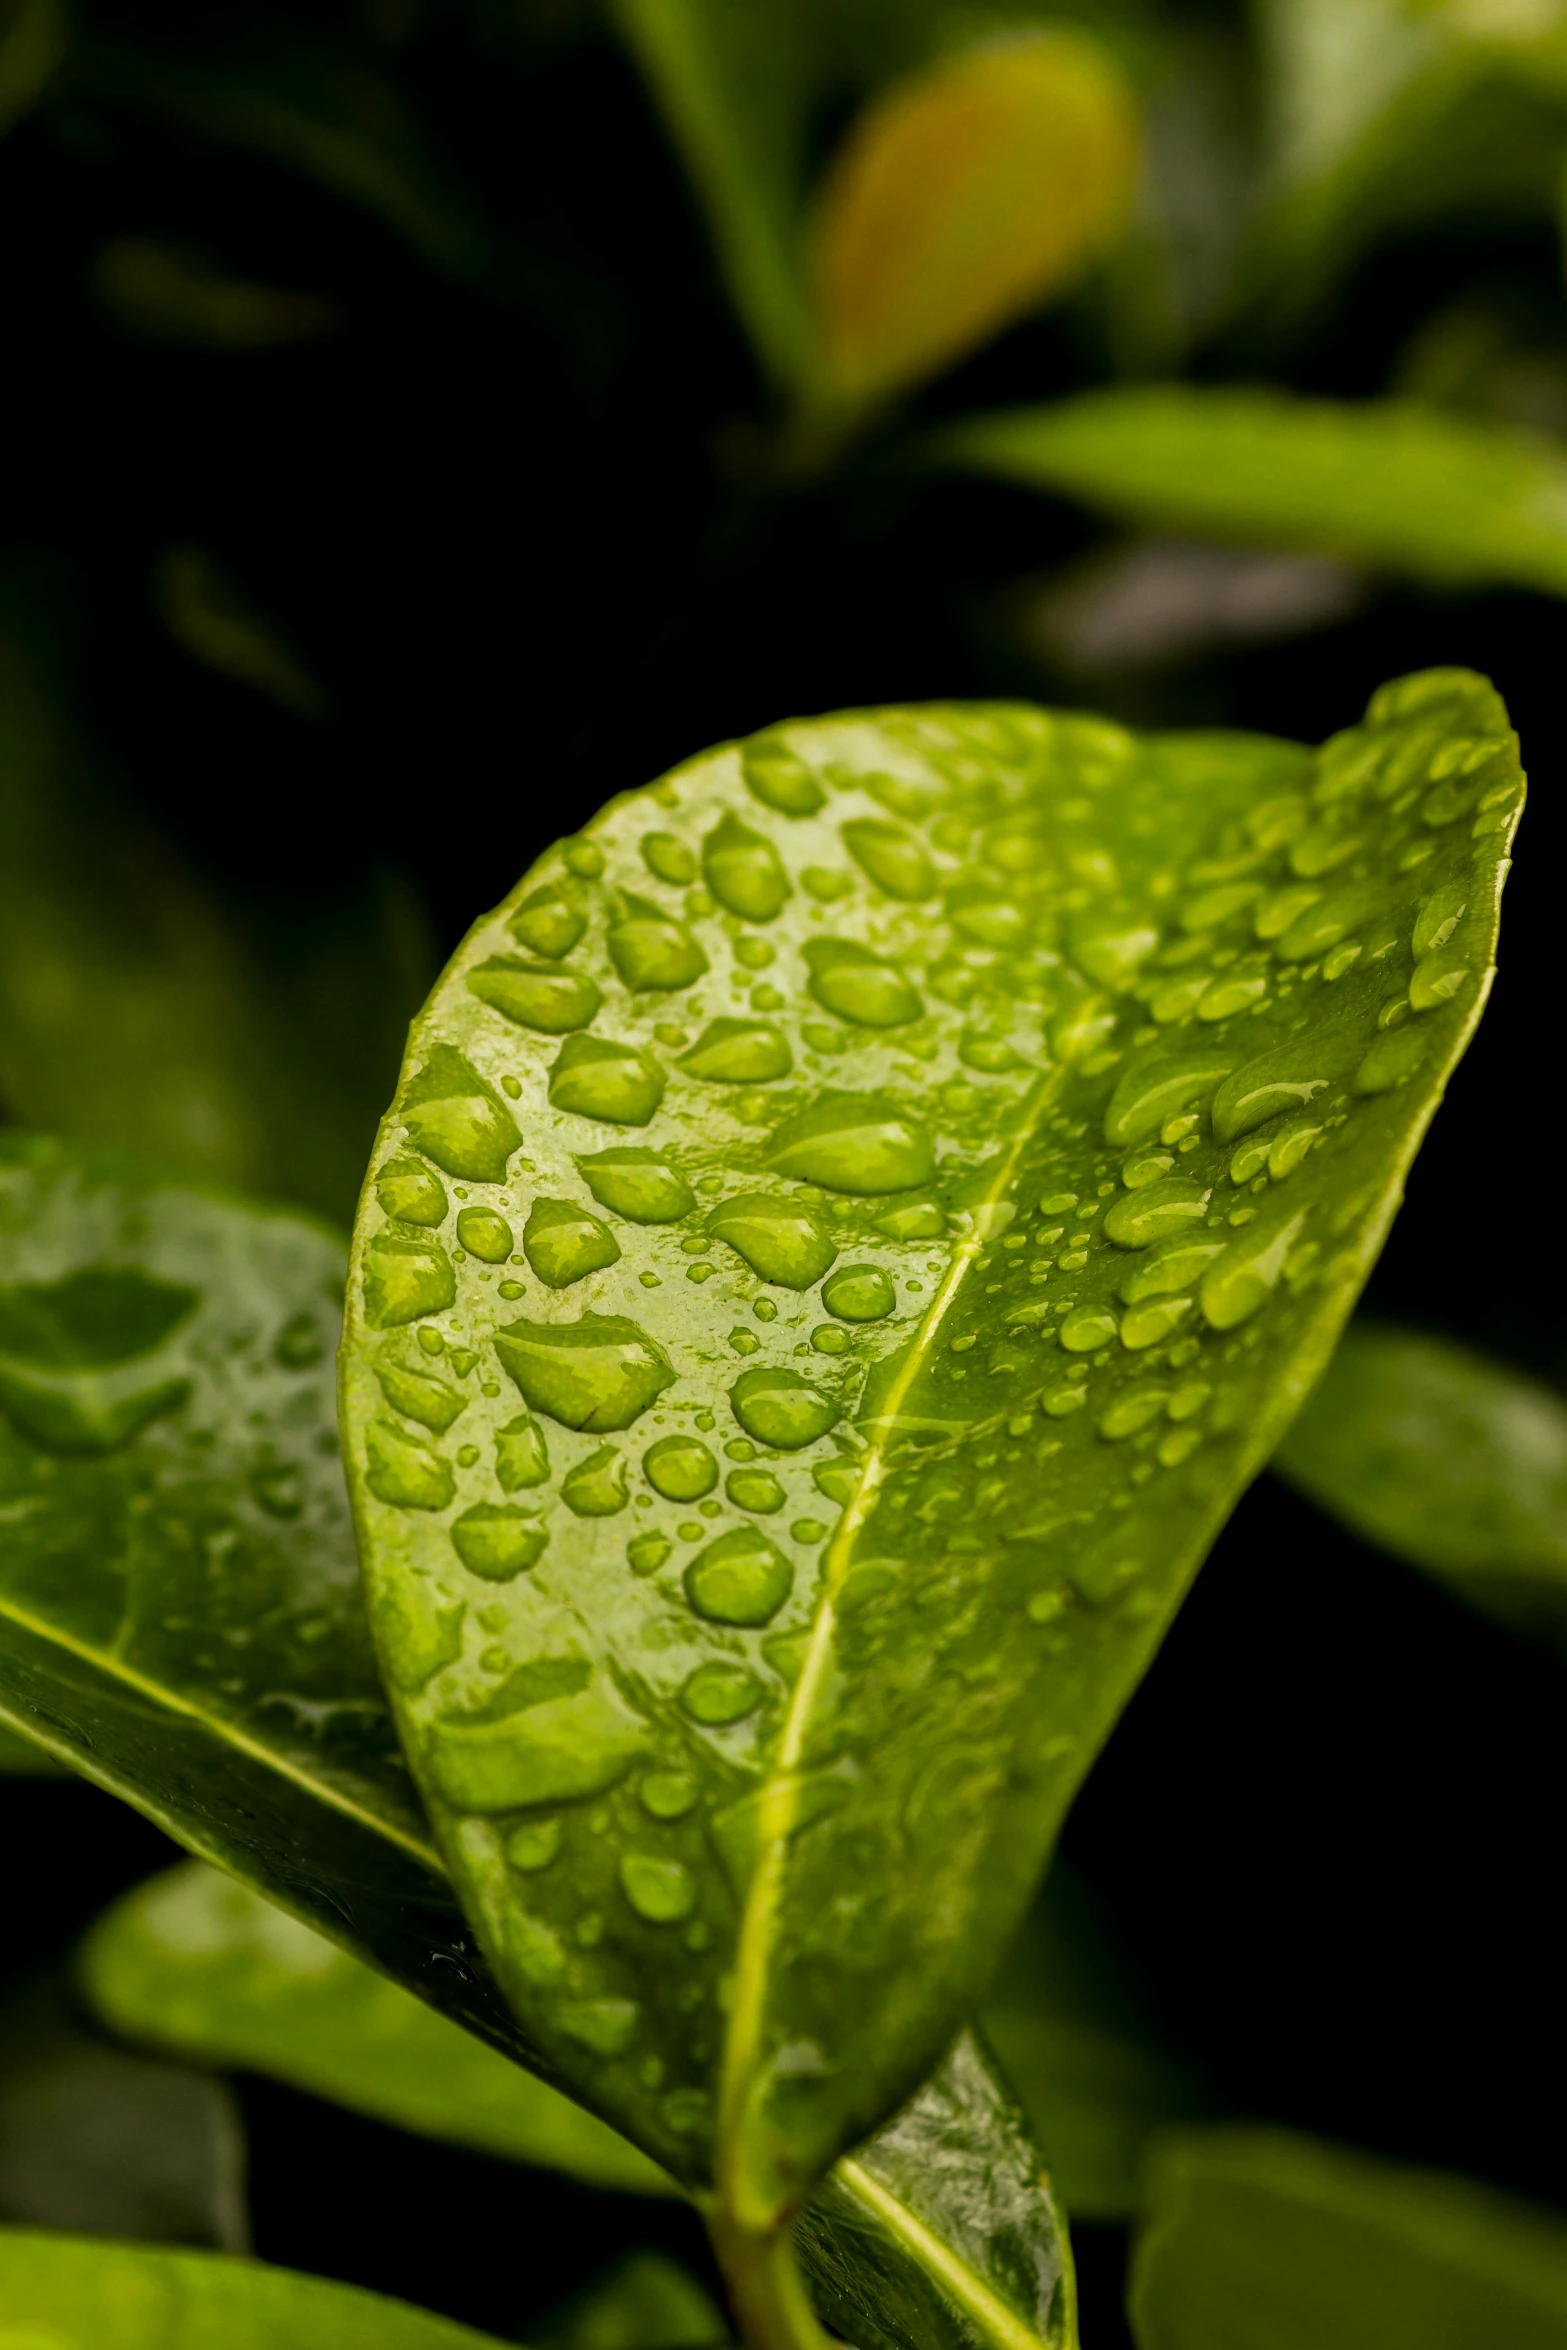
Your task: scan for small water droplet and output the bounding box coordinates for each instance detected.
[468,958,602,1034]
[820,1263,895,1322]
[523,1198,621,1288]
[1103,1178,1209,1249]
[1409,946,1471,1010]
[1060,1306,1118,1353]
[840,818,935,902]
[1103,1050,1236,1147]
[363,1234,455,1329]
[549,1036,666,1126]
[562,1444,630,1516]
[1098,1388,1168,1440]
[678,1019,792,1082]
[1119,1296,1194,1350]
[557,1997,639,2055]
[743,738,826,816]
[811,1325,851,1355]
[1352,1025,1429,1095]
[607,895,709,992]
[274,1311,324,1367]
[707,1193,837,1288]
[1200,1209,1309,1329]
[365,1419,455,1510]
[1119,1235,1226,1302]
[249,1462,303,1517]
[766,1092,934,1195]
[870,1198,945,1240]
[627,1531,671,1574]
[506,1819,563,1870]
[644,1434,718,1501]
[946,884,1027,948]
[456,1207,514,1263]
[680,1660,764,1724]
[563,840,606,879]
[804,939,922,1028]
[685,1526,793,1625]
[510,884,586,959]
[575,1148,693,1223]
[729,1367,839,1450]
[727,1467,785,1512]
[621,1853,697,1922]
[703,811,792,921]
[791,1517,827,1544]
[377,1362,466,1432]
[452,1502,549,1576]
[640,1771,698,1819]
[493,1314,675,1431]
[1211,1037,1357,1144]
[812,1458,858,1505]
[642,830,696,885]
[401,1047,521,1182]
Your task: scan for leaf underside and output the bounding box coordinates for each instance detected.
[341,672,1520,2224]
[0,1133,1074,2350]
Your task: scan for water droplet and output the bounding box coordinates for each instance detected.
[456,1207,514,1263]
[563,839,606,879]
[1289,823,1363,877]
[791,1517,827,1544]
[429,1674,645,1812]
[558,1998,640,2055]
[871,1198,945,1240]
[375,1157,449,1226]
[1211,1035,1357,1143]
[1121,1152,1174,1191]
[1353,1025,1429,1095]
[273,1311,324,1368]
[1409,946,1472,1010]
[1253,884,1321,941]
[644,1434,718,1500]
[365,1419,455,1510]
[1104,1050,1236,1147]
[642,830,696,885]
[1119,1296,1194,1350]
[571,1150,690,1227]
[1200,1208,1309,1329]
[811,1325,850,1355]
[946,884,1026,948]
[707,1193,837,1288]
[248,1462,303,1517]
[728,1467,785,1512]
[496,1414,550,1489]
[1043,1384,1088,1416]
[362,1234,455,1329]
[804,939,922,1028]
[1276,885,1374,964]
[493,1314,675,1431]
[1059,1306,1118,1353]
[1070,918,1159,987]
[506,1819,563,1870]
[684,1526,793,1625]
[510,884,586,958]
[626,1531,671,1575]
[621,1853,697,1923]
[641,1771,698,1819]
[401,1047,522,1182]
[702,811,792,922]
[1119,1235,1226,1303]
[1197,972,1268,1021]
[679,1019,792,1083]
[1103,1178,1209,1249]
[743,737,826,816]
[1269,1116,1322,1177]
[1181,882,1262,932]
[680,1661,764,1724]
[467,958,602,1035]
[1413,880,1468,960]
[418,1327,445,1357]
[549,1036,666,1126]
[523,1198,621,1288]
[1098,1388,1168,1440]
[452,1502,549,1576]
[1166,1379,1209,1421]
[729,1366,839,1450]
[840,818,935,902]
[820,1263,894,1322]
[562,1445,630,1516]
[766,1092,934,1195]
[607,895,709,992]
[812,1458,858,1505]
[377,1362,466,1431]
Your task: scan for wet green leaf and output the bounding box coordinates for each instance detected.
[1275,1322,1567,1648]
[0,1132,1075,2349]
[80,1861,674,2197]
[979,1866,1211,2220]
[342,671,1519,2296]
[0,1718,64,1773]
[939,389,1567,596]
[0,2225,510,2348]
[1129,2127,1567,2348]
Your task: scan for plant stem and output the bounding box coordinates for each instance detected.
[709,2210,839,2350]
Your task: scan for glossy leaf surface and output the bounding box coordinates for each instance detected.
[939,389,1567,595]
[0,2226,507,2349]
[0,1718,63,1772]
[80,1861,673,2197]
[343,672,1519,2235]
[1130,2127,1567,2348]
[1275,1323,1567,1647]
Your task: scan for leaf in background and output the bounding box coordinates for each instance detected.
[0,0,65,135]
[342,670,1518,2318]
[939,389,1567,596]
[79,1861,674,2197]
[1275,1323,1567,1648]
[533,2250,727,2350]
[1129,2126,1567,2348]
[0,1134,1078,2350]
[0,2226,511,2348]
[154,546,331,722]
[979,1865,1212,2221]
[87,238,342,351]
[810,31,1139,417]
[0,1976,247,2250]
[0,561,433,1221]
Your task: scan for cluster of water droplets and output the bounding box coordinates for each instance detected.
[347,667,1522,2135]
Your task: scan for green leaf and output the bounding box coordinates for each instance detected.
[1274,1322,1567,1648]
[979,1866,1211,2220]
[533,2250,728,2350]
[937,389,1567,596]
[79,1861,674,2197]
[0,1718,64,1773]
[0,2225,510,2348]
[1129,2127,1567,2348]
[0,1131,1076,2350]
[342,671,1519,2302]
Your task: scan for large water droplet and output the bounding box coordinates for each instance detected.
[429,1679,646,1811]
[642,830,696,885]
[607,895,708,992]
[1119,1296,1193,1350]
[627,1531,672,1574]
[563,1444,630,1516]
[742,737,826,816]
[766,1092,934,1195]
[377,1361,466,1432]
[523,1198,621,1288]
[549,1036,666,1126]
[707,1193,837,1288]
[804,939,922,1028]
[680,1661,764,1724]
[644,1433,718,1500]
[362,1233,455,1328]
[1409,945,1472,1011]
[1118,1235,1226,1303]
[1211,1034,1357,1143]
[493,1314,675,1431]
[685,1525,793,1625]
[640,1771,698,1819]
[821,1264,895,1321]
[1200,1208,1309,1330]
[620,1853,697,1922]
[946,885,1027,949]
[1413,879,1468,960]
[1103,1050,1236,1147]
[510,884,586,959]
[729,1367,839,1449]
[702,811,792,922]
[456,1207,514,1263]
[1353,1025,1429,1096]
[840,818,935,902]
[468,958,602,1034]
[401,1047,522,1182]
[452,1503,549,1577]
[365,1419,455,1510]
[678,1019,792,1083]
[375,1157,448,1226]
[728,1467,785,1512]
[1059,1306,1118,1353]
[496,1413,550,1489]
[576,1148,694,1223]
[1102,1178,1209,1249]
